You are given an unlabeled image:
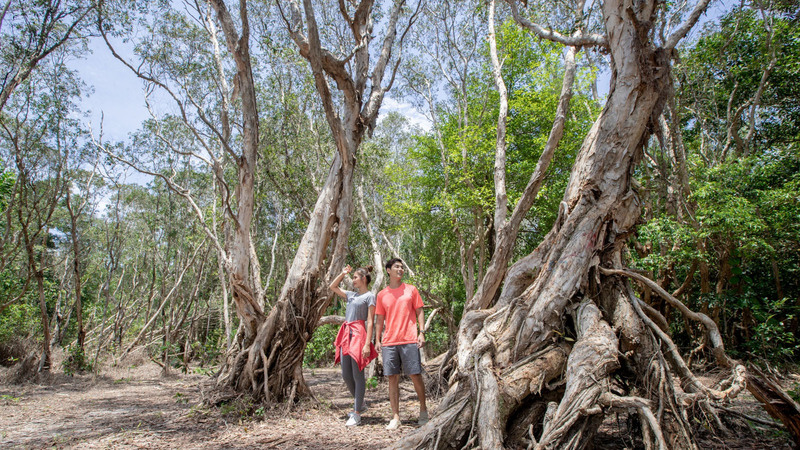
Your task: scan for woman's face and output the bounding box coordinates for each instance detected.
[352,272,364,289]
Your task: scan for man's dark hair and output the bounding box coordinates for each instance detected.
[385,257,404,272]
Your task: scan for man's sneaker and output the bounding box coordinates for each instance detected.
[386,418,401,430]
[418,410,429,426]
[346,412,361,426]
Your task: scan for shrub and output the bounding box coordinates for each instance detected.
[62,344,92,375]
[304,323,338,368]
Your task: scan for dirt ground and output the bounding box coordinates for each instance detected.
[0,355,796,449]
[0,354,440,449]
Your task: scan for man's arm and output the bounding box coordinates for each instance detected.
[416,307,425,348]
[375,314,384,352]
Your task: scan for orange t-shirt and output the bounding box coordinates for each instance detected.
[376,283,424,346]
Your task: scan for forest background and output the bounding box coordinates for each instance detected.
[1,0,799,447]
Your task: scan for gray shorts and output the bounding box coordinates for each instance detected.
[382,343,422,376]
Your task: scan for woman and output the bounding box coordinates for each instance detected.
[329,264,378,426]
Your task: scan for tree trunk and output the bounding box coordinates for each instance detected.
[35,269,51,372]
[216,137,357,402]
[66,189,86,355]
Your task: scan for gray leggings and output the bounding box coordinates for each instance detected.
[340,353,366,412]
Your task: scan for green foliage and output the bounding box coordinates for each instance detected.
[173,392,189,404]
[680,6,800,153]
[423,318,450,357]
[745,297,800,359]
[634,216,702,273]
[303,324,338,368]
[1,394,21,405]
[62,344,92,375]
[0,169,15,214]
[789,383,800,404]
[0,301,39,346]
[219,396,256,418]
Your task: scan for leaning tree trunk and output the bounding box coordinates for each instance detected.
[394,0,741,447]
[216,140,357,402]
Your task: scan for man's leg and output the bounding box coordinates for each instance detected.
[388,374,401,421]
[383,345,402,429]
[409,374,427,413]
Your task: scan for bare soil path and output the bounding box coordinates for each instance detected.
[0,361,436,449]
[0,360,795,449]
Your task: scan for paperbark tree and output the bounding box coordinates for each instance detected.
[96,0,266,351]
[0,0,95,112]
[4,109,67,374]
[213,0,420,402]
[63,163,99,362]
[394,0,760,447]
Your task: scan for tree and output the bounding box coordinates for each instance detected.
[0,0,95,111]
[0,53,81,372]
[214,0,420,402]
[394,0,766,446]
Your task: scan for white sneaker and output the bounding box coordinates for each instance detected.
[418,410,429,425]
[386,418,401,430]
[346,412,361,426]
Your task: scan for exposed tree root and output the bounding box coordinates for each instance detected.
[213,273,327,404]
[601,266,800,445]
[534,300,618,449]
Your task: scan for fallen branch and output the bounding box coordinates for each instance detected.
[712,404,785,430]
[317,315,345,326]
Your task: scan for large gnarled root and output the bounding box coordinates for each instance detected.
[213,274,323,404]
[534,299,618,449]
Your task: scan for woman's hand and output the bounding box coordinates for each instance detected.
[362,343,371,359]
[329,265,352,298]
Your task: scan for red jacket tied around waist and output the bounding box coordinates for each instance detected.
[334,320,377,371]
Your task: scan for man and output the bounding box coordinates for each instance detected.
[375,257,428,430]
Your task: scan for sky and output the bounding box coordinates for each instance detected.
[79,37,151,143]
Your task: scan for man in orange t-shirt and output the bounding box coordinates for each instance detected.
[375,258,428,430]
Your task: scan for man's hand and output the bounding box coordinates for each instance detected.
[375,341,382,353]
[417,332,425,348]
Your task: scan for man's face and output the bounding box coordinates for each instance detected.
[389,262,404,279]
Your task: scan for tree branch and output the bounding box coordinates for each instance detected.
[505,0,606,47]
[663,0,713,50]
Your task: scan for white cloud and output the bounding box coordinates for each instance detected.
[380,97,432,131]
